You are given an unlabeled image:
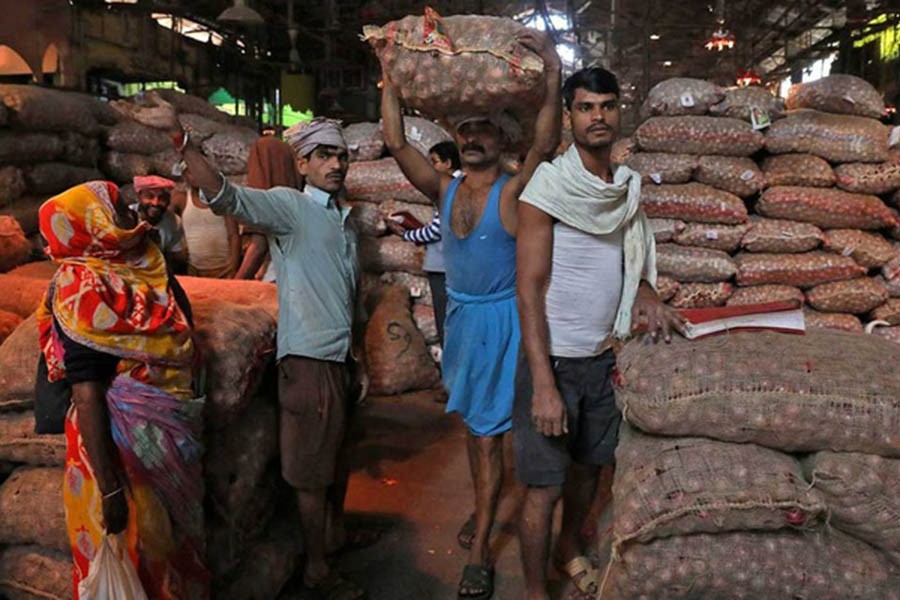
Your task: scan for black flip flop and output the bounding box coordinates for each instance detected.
[457,513,476,550]
[458,564,494,600]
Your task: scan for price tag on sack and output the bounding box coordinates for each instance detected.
[740,170,756,181]
[408,126,424,142]
[843,94,857,105]
[650,172,663,185]
[705,230,719,240]
[889,126,900,148]
[750,106,771,131]
[679,92,695,108]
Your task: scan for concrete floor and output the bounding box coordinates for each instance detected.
[281,390,613,600]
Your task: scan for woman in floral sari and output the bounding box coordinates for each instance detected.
[37,181,208,598]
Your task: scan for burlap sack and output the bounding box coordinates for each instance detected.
[379,271,433,307]
[693,155,763,198]
[871,298,900,324]
[364,12,545,131]
[0,132,63,166]
[191,300,277,429]
[0,166,26,207]
[805,451,900,566]
[656,244,736,283]
[201,128,259,175]
[412,302,438,343]
[101,151,152,183]
[822,229,896,268]
[624,153,696,185]
[648,218,685,243]
[635,116,764,157]
[804,308,864,332]
[365,285,440,396]
[615,328,900,455]
[726,284,805,306]
[61,132,101,168]
[761,153,835,188]
[2,195,47,236]
[0,411,64,466]
[0,467,67,552]
[655,276,679,302]
[735,252,865,288]
[871,323,900,343]
[672,222,748,253]
[0,84,99,135]
[805,277,888,314]
[152,89,232,124]
[359,236,425,274]
[0,545,72,600]
[741,217,824,253]
[606,528,900,600]
[835,161,900,195]
[24,163,103,196]
[640,78,724,118]
[765,110,889,163]
[105,120,172,154]
[757,186,895,230]
[344,122,385,162]
[709,85,786,122]
[404,116,453,157]
[641,183,748,225]
[178,113,234,142]
[669,281,733,308]
[205,399,278,519]
[345,158,432,204]
[347,201,388,237]
[0,217,32,274]
[785,75,885,119]
[0,313,38,412]
[0,308,22,344]
[613,425,824,550]
[610,137,636,164]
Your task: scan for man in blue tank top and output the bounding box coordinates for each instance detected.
[516,68,686,599]
[381,30,562,600]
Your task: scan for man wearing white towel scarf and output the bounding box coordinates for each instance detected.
[515,67,686,600]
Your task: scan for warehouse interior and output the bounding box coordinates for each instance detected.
[2,2,900,600]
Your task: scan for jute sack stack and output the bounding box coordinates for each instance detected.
[612,424,825,552]
[604,528,900,599]
[614,329,900,456]
[0,545,72,600]
[804,451,900,567]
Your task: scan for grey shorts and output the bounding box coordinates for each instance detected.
[513,348,621,487]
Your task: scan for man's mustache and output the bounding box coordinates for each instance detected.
[462,143,486,153]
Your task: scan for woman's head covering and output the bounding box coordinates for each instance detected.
[37,181,194,384]
[246,136,302,190]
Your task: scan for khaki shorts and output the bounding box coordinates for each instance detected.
[278,355,350,490]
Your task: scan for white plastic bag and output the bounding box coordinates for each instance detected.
[78,534,148,600]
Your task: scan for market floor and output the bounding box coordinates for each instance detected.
[280,390,613,600]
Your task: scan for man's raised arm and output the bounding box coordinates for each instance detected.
[509,31,562,196]
[380,78,446,203]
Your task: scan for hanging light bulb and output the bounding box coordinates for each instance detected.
[705,0,735,51]
[736,69,761,87]
[217,0,264,27]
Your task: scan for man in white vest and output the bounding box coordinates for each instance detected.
[514,67,685,600]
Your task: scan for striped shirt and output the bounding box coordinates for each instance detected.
[403,211,441,244]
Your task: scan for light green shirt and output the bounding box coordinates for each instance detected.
[204,179,359,362]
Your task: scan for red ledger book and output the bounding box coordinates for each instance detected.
[388,211,425,230]
[677,300,806,340]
